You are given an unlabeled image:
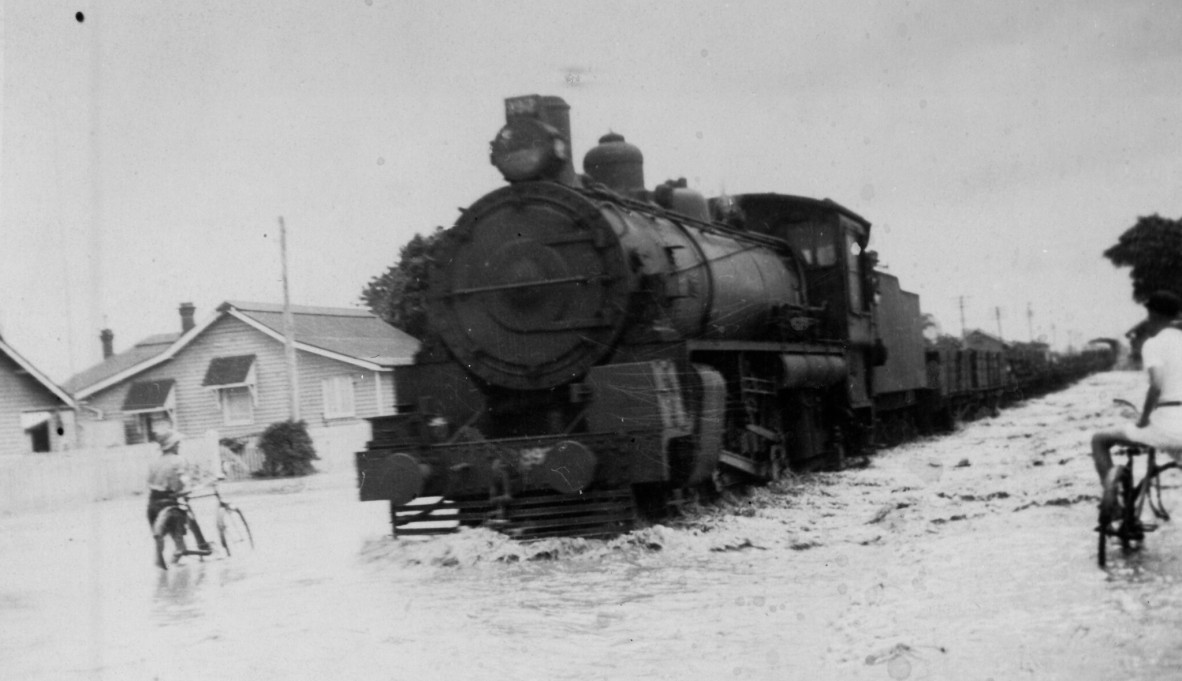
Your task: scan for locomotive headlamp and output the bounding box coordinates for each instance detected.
[490,117,569,182]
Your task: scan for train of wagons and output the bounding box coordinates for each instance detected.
[355,94,1115,539]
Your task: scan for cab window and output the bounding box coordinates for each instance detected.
[786,223,836,268]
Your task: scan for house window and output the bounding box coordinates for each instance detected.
[203,355,257,427]
[20,411,53,453]
[122,379,177,444]
[130,412,172,445]
[221,386,254,425]
[322,375,355,419]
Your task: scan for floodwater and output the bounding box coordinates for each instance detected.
[3,371,1182,680]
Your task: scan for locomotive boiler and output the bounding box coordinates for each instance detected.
[356,94,925,538]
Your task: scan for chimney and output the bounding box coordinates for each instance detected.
[179,302,196,333]
[100,329,114,359]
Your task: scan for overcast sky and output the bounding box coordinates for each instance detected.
[2,0,1180,382]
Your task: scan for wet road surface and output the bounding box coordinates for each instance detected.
[3,370,1182,680]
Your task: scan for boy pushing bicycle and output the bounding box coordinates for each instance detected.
[147,429,209,569]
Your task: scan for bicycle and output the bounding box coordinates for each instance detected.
[154,481,254,566]
[1096,401,1180,567]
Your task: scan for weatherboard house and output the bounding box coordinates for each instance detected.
[64,302,419,448]
[0,335,77,455]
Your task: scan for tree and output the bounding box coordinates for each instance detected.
[257,420,318,477]
[1103,214,1182,303]
[360,227,445,339]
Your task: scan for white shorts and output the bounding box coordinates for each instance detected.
[1118,407,1182,460]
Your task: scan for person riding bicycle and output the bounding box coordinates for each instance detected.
[147,428,192,569]
[1092,290,1182,491]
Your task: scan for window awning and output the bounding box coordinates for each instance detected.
[20,411,52,430]
[202,355,257,388]
[122,379,176,413]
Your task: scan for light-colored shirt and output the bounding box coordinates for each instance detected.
[147,455,188,493]
[1143,327,1182,404]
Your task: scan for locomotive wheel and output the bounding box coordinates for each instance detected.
[633,482,673,521]
[878,410,920,448]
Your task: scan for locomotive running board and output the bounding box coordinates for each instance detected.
[389,489,637,541]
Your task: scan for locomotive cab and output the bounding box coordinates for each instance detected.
[717,195,872,339]
[717,194,877,409]
[719,194,932,445]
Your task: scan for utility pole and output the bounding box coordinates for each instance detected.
[995,306,1003,339]
[959,296,967,338]
[1027,302,1034,343]
[87,9,106,370]
[280,217,300,421]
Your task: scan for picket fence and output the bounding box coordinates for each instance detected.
[0,422,372,514]
[0,444,160,514]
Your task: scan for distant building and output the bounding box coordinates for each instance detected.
[962,329,1008,354]
[0,335,76,455]
[66,302,419,447]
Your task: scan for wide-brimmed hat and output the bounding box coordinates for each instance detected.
[156,431,183,452]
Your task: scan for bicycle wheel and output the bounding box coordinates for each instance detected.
[1148,471,1171,522]
[218,507,254,556]
[1098,465,1133,567]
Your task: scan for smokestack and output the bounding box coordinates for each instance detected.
[179,302,196,333]
[493,95,577,186]
[537,95,575,186]
[100,328,114,359]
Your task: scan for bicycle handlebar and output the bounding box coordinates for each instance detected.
[179,491,216,501]
[176,480,223,501]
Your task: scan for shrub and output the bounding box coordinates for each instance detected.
[257,420,318,477]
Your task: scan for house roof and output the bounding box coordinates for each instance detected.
[224,301,419,366]
[0,336,76,408]
[70,301,419,400]
[63,333,179,394]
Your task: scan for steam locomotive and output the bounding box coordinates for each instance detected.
[356,94,1111,539]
